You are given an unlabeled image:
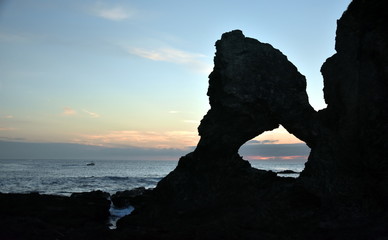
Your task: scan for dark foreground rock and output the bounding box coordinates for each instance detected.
[111,187,151,209]
[277,169,299,174]
[117,0,388,239]
[0,191,113,240]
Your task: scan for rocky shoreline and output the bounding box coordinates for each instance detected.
[0,191,112,240]
[0,189,151,240]
[1,180,387,240]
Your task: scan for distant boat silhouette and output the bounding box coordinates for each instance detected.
[87,162,95,166]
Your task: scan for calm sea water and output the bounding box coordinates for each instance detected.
[0,159,306,196]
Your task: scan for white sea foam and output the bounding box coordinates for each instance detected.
[109,204,134,229]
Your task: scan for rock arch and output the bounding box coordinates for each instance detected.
[118,2,388,236]
[194,30,316,160]
[134,30,320,211]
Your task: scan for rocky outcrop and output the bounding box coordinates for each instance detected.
[0,191,112,240]
[196,30,316,158]
[111,187,150,209]
[145,29,318,215]
[118,0,388,239]
[117,30,316,234]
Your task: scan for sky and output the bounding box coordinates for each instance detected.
[0,0,351,160]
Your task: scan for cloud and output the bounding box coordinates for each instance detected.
[128,47,213,74]
[73,130,199,149]
[0,137,25,141]
[1,115,13,119]
[245,155,307,161]
[0,127,15,131]
[239,143,310,159]
[62,107,77,116]
[168,110,179,114]
[129,47,204,62]
[246,139,279,145]
[90,3,134,21]
[82,109,100,118]
[0,140,192,161]
[61,107,100,118]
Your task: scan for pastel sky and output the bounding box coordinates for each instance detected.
[0,0,351,151]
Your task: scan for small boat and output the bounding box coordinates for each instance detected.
[87,162,95,166]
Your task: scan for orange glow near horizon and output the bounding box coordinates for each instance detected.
[68,125,302,150]
[250,126,304,144]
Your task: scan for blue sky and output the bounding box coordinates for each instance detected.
[0,0,351,153]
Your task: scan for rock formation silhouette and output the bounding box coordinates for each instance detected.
[118,0,388,239]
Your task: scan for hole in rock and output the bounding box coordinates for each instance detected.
[238,125,310,178]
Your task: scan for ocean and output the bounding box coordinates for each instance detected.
[0,158,306,196]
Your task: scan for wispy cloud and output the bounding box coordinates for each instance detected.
[73,130,199,149]
[90,3,134,21]
[246,139,279,145]
[168,110,180,114]
[1,115,13,119]
[61,107,100,118]
[0,127,16,131]
[0,140,191,161]
[128,47,213,74]
[0,136,25,141]
[129,47,203,62]
[62,107,77,116]
[82,109,100,118]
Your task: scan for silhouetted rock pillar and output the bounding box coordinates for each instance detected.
[195,30,316,160]
[300,0,388,203]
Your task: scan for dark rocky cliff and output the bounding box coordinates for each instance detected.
[118,0,388,239]
[301,0,388,204]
